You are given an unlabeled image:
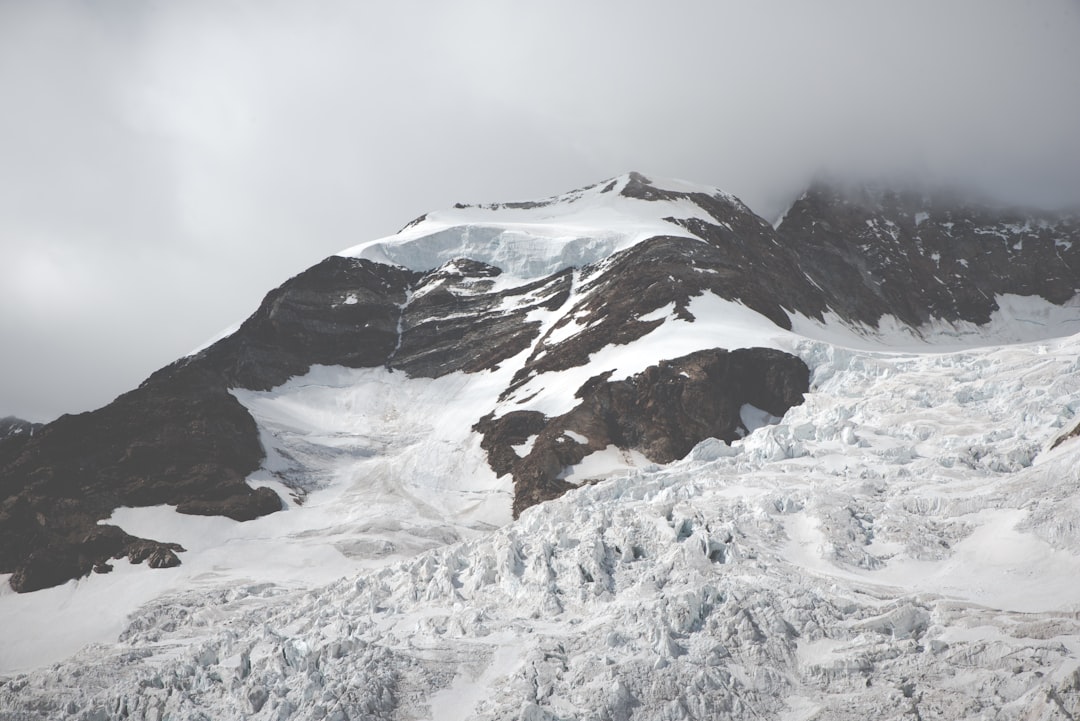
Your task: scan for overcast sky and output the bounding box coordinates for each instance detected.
[2,0,1079,422]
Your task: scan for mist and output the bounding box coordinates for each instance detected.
[2,0,1079,421]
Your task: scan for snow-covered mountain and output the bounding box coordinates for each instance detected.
[3,173,1080,720]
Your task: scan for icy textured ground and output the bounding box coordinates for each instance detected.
[4,327,1080,720]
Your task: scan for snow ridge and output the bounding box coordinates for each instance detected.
[338,173,731,281]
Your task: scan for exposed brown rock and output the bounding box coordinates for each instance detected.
[126,540,184,569]
[174,486,283,521]
[199,256,419,390]
[478,347,810,518]
[8,523,185,593]
[0,416,41,443]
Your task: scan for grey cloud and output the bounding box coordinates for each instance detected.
[2,0,1079,420]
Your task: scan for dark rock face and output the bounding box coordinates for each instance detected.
[775,182,1080,327]
[1052,422,1080,450]
[477,348,810,518]
[391,260,572,377]
[0,366,265,592]
[197,256,419,390]
[8,524,184,594]
[0,417,42,473]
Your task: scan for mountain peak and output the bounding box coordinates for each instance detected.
[338,172,753,280]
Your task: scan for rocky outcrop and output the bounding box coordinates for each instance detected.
[391,259,572,377]
[477,347,810,517]
[9,526,183,594]
[195,256,418,390]
[0,417,42,475]
[1052,420,1080,450]
[0,365,268,592]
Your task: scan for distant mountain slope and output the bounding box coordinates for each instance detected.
[2,172,1079,595]
[776,180,1080,328]
[0,416,40,443]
